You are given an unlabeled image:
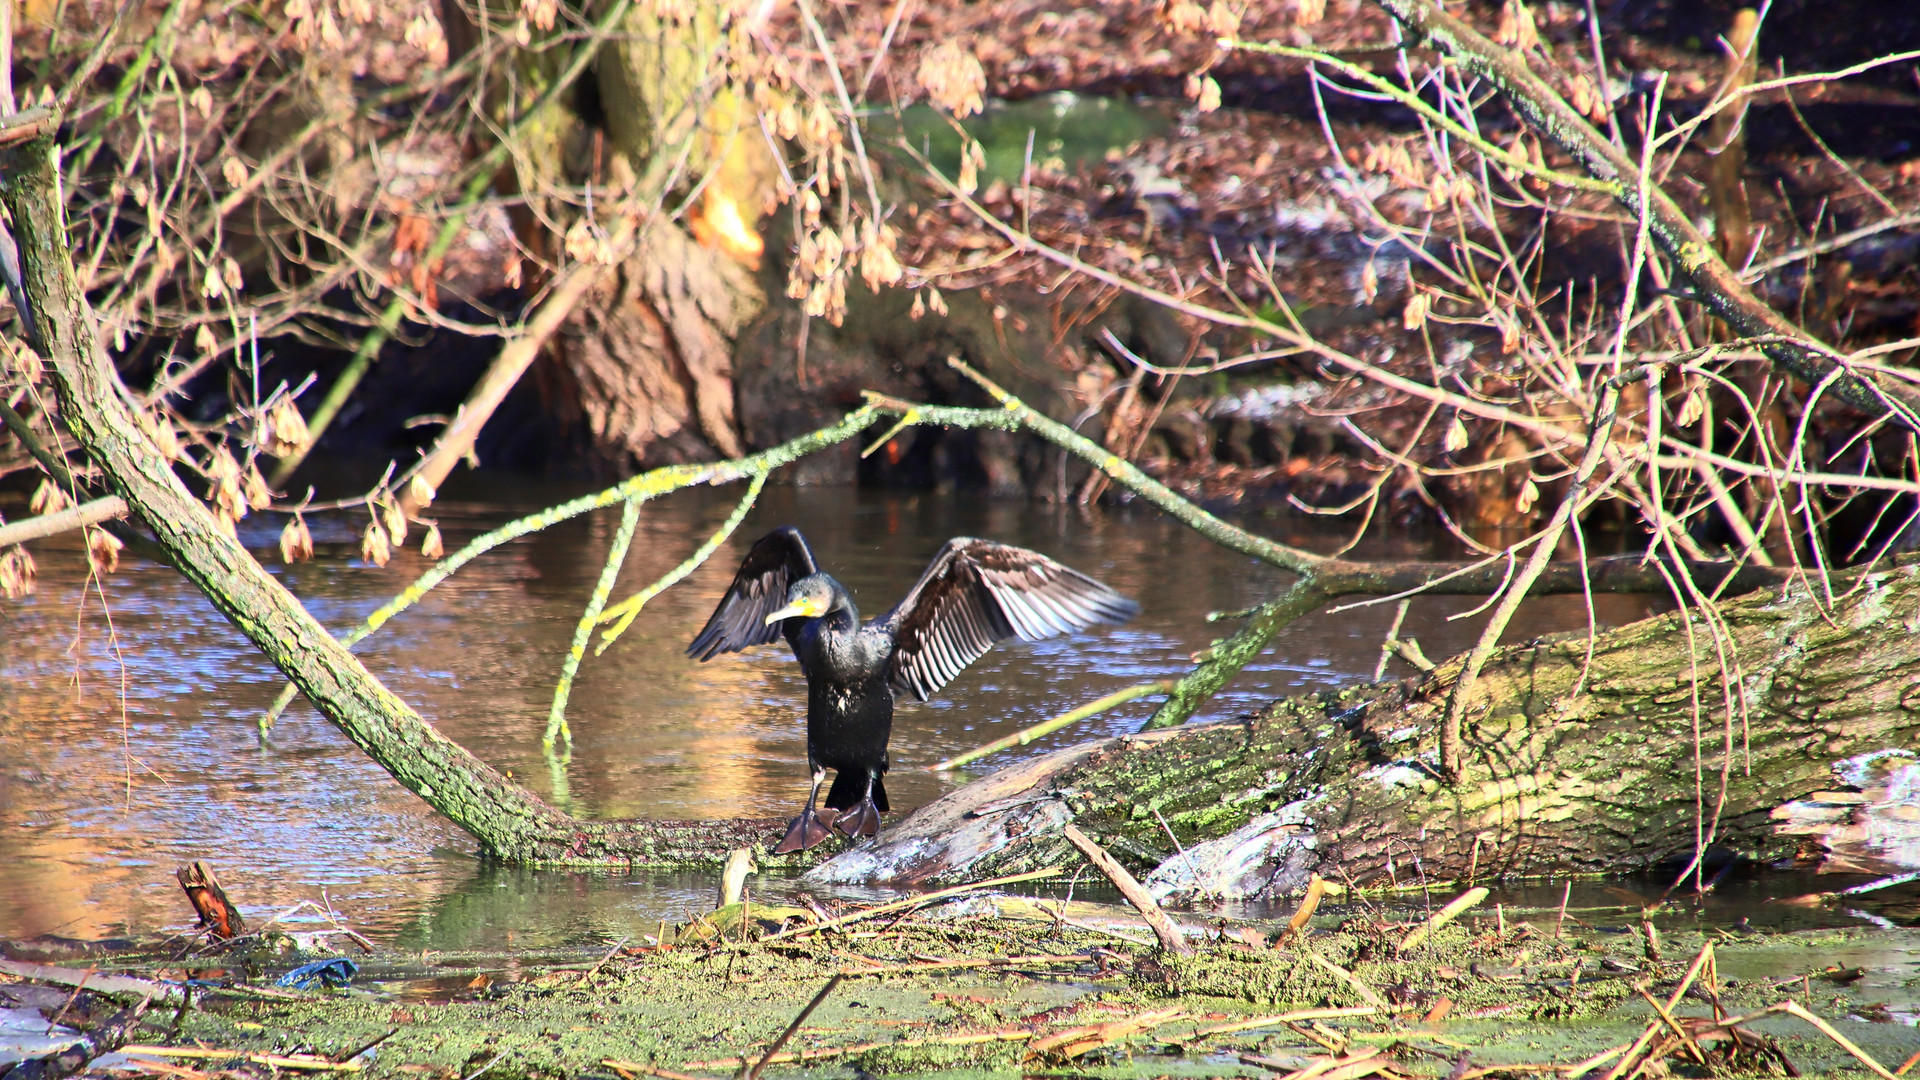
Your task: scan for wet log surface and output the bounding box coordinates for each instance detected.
[812,562,1920,893]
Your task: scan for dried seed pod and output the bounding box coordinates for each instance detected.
[317,7,343,47]
[280,515,315,563]
[858,222,903,291]
[1495,0,1540,50]
[407,474,436,509]
[11,340,42,384]
[361,520,392,568]
[1444,416,1471,454]
[420,523,445,560]
[910,291,926,320]
[926,288,949,317]
[1359,260,1380,304]
[0,544,35,599]
[208,445,241,482]
[1516,477,1540,514]
[87,528,124,576]
[564,219,597,263]
[1569,74,1607,122]
[1206,0,1241,38]
[1162,0,1207,33]
[222,156,248,187]
[521,0,556,31]
[244,464,273,511]
[29,478,68,515]
[1402,290,1430,332]
[265,398,310,458]
[1676,386,1706,427]
[380,497,408,546]
[1195,76,1222,113]
[212,472,247,523]
[915,42,986,118]
[957,139,986,195]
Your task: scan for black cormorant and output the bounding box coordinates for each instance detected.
[688,526,1139,853]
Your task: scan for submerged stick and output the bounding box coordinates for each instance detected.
[744,974,842,1080]
[604,1064,718,1080]
[837,953,1091,978]
[754,867,1062,943]
[681,1028,1033,1070]
[929,681,1174,771]
[1183,1007,1378,1040]
[1779,1002,1899,1080]
[1306,953,1390,1010]
[1060,824,1190,954]
[1398,887,1488,952]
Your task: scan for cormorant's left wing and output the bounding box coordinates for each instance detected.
[687,526,819,660]
[877,538,1139,702]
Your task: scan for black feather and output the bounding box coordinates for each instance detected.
[877,538,1140,702]
[686,525,819,660]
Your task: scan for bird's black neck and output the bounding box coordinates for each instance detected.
[815,575,860,632]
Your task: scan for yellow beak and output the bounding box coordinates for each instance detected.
[764,597,825,625]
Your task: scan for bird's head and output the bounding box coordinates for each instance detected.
[764,575,840,624]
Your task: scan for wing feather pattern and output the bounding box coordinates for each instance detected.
[686,526,819,660]
[879,538,1139,701]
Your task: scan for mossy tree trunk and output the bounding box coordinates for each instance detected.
[449,0,769,466]
[812,564,1920,893]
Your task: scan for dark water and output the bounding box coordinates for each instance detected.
[1,479,1673,949]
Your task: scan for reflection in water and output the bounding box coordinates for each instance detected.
[0,482,1665,945]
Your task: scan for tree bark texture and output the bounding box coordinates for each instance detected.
[543,1,770,465]
[558,224,757,463]
[811,563,1920,893]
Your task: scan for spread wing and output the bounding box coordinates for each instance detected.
[687,526,819,660]
[878,538,1139,702]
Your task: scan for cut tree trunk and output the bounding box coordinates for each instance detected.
[811,562,1920,894]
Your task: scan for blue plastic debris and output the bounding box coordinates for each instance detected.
[274,958,359,990]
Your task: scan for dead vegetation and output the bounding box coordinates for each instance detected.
[1,860,1913,1079]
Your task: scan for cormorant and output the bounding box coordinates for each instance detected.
[688,526,1139,853]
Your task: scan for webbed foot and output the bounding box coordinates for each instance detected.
[773,808,838,854]
[830,798,882,840]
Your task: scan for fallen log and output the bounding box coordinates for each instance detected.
[810,560,1920,893]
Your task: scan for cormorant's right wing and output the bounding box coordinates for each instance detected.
[687,526,819,660]
[877,538,1139,701]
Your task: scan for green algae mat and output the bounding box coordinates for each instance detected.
[4,897,1917,1079]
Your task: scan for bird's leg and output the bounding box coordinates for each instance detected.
[774,769,837,854]
[831,772,884,840]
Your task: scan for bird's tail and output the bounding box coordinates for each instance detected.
[825,770,888,812]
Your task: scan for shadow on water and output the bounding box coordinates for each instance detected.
[0,475,1858,949]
